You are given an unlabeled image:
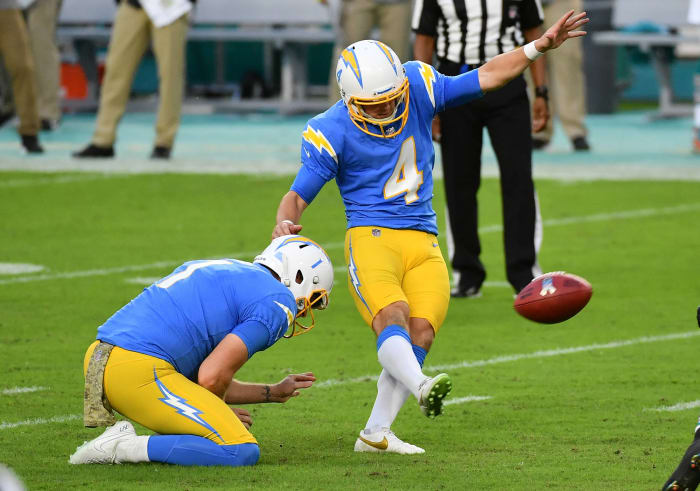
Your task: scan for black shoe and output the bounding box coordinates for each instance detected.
[21,134,44,154]
[150,146,171,159]
[572,136,590,151]
[450,285,482,298]
[532,138,549,150]
[0,110,14,128]
[40,119,59,132]
[663,431,700,491]
[73,144,114,158]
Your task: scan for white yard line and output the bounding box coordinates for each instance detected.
[645,400,700,412]
[4,332,698,429]
[444,395,493,406]
[1,386,48,395]
[3,203,698,287]
[0,175,116,188]
[316,331,700,388]
[0,414,80,430]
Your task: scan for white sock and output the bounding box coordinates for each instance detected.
[116,435,151,463]
[364,369,411,433]
[377,335,427,400]
[694,104,700,129]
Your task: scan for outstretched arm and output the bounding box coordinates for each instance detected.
[478,10,588,93]
[197,333,316,404]
[272,190,308,238]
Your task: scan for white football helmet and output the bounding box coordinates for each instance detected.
[336,40,409,138]
[254,235,334,337]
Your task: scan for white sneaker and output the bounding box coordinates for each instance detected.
[418,373,452,418]
[69,421,137,465]
[353,428,425,455]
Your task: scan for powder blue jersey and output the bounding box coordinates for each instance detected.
[97,259,297,380]
[291,61,480,235]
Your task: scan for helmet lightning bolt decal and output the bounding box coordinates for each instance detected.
[340,48,363,88]
[153,369,224,443]
[373,41,398,74]
[418,62,436,108]
[302,126,338,163]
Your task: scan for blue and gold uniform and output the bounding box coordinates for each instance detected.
[84,259,296,450]
[291,60,482,329]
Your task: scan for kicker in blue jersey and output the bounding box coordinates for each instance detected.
[291,60,481,235]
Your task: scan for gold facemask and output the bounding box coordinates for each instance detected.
[347,78,410,138]
[284,289,330,338]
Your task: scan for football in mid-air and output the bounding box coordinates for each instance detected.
[513,272,592,324]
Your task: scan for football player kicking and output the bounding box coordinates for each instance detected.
[69,236,333,467]
[272,11,588,454]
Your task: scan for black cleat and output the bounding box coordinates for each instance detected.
[662,432,700,491]
[572,136,591,151]
[150,146,171,159]
[21,134,44,154]
[532,138,549,150]
[450,285,482,298]
[73,143,114,158]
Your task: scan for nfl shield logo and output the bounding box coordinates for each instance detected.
[372,228,381,237]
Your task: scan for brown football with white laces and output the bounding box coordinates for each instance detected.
[514,272,592,324]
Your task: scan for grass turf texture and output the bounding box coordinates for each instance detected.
[1,172,699,489]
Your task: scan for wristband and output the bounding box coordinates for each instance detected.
[524,41,543,61]
[280,219,295,225]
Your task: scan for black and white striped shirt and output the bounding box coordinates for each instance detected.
[412,0,544,66]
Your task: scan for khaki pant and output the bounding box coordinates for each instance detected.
[328,0,412,102]
[530,0,587,141]
[27,0,63,122]
[93,3,188,148]
[0,8,39,135]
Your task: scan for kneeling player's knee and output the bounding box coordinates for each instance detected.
[221,443,260,466]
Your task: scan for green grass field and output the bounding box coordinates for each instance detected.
[1,172,700,489]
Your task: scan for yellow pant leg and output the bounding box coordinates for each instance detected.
[401,233,450,332]
[83,342,256,445]
[344,227,408,326]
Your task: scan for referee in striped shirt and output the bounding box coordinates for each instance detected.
[413,0,548,297]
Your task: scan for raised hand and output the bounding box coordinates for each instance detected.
[538,10,589,52]
[271,372,316,402]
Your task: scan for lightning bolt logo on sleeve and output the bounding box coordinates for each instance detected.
[274,300,294,339]
[302,126,338,163]
[154,369,224,443]
[418,62,436,108]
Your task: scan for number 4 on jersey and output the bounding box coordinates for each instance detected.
[383,136,424,204]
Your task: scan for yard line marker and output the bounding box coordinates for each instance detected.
[2,203,699,287]
[0,414,80,430]
[645,400,700,412]
[0,241,345,286]
[0,174,117,188]
[124,277,161,285]
[316,331,700,388]
[444,395,493,406]
[1,386,48,395]
[477,203,700,234]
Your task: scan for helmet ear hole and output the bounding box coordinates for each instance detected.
[295,270,304,284]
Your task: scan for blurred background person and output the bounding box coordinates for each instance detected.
[530,0,589,151]
[25,0,63,131]
[0,0,43,153]
[413,0,547,297]
[73,0,192,160]
[327,0,412,102]
[689,0,700,153]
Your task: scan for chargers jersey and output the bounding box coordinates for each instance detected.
[97,259,297,380]
[291,61,480,235]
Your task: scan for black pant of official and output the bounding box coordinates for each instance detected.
[439,67,541,293]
